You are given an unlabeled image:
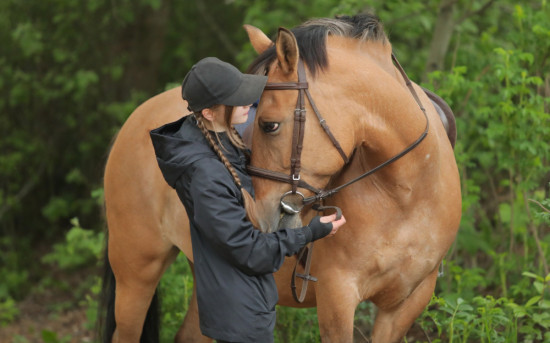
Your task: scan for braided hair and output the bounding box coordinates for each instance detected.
[194,108,260,229]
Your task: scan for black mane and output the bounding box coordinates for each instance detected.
[247,13,387,77]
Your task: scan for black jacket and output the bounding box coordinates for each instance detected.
[150,116,314,342]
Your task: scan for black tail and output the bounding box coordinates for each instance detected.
[97,244,116,343]
[97,243,161,343]
[141,289,161,343]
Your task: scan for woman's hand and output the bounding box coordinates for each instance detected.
[320,214,346,236]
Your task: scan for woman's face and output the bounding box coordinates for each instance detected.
[203,104,251,131]
[230,105,252,125]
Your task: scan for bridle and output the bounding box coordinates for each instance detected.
[247,54,430,303]
[247,54,430,214]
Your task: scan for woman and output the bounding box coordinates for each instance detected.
[150,57,346,343]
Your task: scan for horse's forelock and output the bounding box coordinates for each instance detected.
[247,14,387,77]
[332,14,387,42]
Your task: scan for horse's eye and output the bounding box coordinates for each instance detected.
[261,122,280,133]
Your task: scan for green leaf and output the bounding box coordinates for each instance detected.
[532,312,550,328]
[11,22,44,57]
[525,296,541,307]
[534,281,544,294]
[499,203,511,224]
[41,330,58,343]
[522,272,542,280]
[540,300,550,309]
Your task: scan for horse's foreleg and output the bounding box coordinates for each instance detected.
[175,260,213,343]
[371,270,438,343]
[315,280,359,343]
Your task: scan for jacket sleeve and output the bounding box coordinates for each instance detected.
[188,159,311,276]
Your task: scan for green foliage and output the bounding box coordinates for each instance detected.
[41,218,104,270]
[275,307,321,343]
[0,296,19,327]
[82,276,103,331]
[12,335,30,343]
[158,254,194,342]
[0,237,30,300]
[40,330,71,343]
[417,269,550,342]
[1,0,247,243]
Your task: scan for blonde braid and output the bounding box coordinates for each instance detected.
[194,114,260,229]
[223,106,247,150]
[195,113,243,187]
[230,126,250,154]
[231,126,246,146]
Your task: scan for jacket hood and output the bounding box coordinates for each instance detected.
[150,115,248,188]
[150,116,216,188]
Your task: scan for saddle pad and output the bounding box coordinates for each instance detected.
[422,87,457,149]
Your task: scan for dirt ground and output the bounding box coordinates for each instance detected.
[0,266,97,343]
[0,299,93,343]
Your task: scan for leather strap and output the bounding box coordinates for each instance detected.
[247,165,322,194]
[291,242,316,303]
[304,88,350,164]
[264,82,308,90]
[289,60,307,193]
[391,53,426,113]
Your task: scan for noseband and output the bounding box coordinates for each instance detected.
[247,54,430,214]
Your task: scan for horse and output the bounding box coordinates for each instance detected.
[100,14,461,343]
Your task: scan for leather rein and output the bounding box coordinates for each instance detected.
[247,54,430,303]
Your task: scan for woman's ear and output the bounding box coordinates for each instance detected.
[201,108,215,122]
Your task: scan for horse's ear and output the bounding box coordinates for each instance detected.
[275,27,299,75]
[244,25,273,54]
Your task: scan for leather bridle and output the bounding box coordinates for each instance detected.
[247,54,430,303]
[247,54,429,213]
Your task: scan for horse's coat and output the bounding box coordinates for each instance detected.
[101,14,461,343]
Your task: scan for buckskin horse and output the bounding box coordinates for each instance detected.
[100,14,461,343]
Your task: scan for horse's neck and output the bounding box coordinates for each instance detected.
[330,40,425,153]
[324,40,437,195]
[341,52,438,191]
[359,41,398,81]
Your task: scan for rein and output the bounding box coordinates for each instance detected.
[247,53,430,303]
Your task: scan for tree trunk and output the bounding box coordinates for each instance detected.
[424,0,458,80]
[121,0,172,96]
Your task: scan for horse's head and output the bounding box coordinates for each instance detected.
[245,15,396,232]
